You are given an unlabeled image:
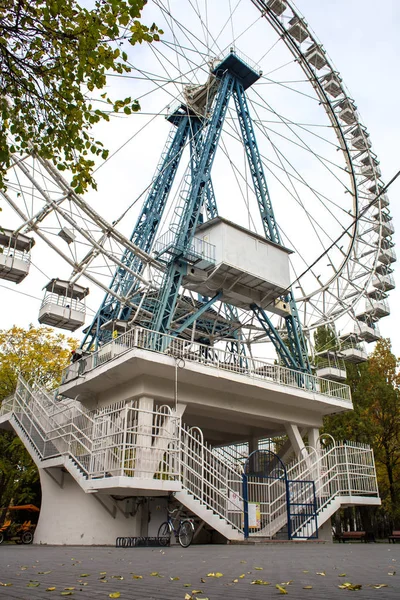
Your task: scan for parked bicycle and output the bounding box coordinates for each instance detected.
[158,508,194,548]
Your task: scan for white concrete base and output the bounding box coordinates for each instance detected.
[317,516,333,542]
[35,468,144,545]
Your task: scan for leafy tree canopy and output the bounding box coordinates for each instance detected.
[0,0,162,193]
[0,325,78,511]
[0,324,77,399]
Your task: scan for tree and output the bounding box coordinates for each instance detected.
[0,0,162,193]
[324,338,400,527]
[0,324,78,398]
[0,325,78,510]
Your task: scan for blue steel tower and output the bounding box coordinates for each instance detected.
[83,50,311,374]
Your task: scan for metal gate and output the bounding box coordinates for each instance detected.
[243,450,290,539]
[242,450,318,539]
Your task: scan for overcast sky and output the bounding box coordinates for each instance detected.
[1,0,399,357]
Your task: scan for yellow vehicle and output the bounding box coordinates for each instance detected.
[0,504,39,544]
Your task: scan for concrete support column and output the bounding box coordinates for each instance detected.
[285,423,307,459]
[135,396,154,477]
[249,437,259,455]
[307,427,320,453]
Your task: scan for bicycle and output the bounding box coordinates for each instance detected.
[157,508,194,548]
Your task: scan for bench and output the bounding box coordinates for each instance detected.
[338,531,366,543]
[389,531,400,543]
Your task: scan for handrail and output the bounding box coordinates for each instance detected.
[62,325,352,403]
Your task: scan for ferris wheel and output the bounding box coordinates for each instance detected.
[0,0,395,372]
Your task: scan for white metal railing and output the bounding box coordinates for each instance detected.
[40,292,86,313]
[62,326,352,403]
[153,229,216,265]
[2,376,378,539]
[180,425,244,532]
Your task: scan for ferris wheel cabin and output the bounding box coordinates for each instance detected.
[38,279,89,332]
[0,229,35,284]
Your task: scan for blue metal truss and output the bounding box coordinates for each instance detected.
[233,82,311,372]
[85,51,310,374]
[82,108,192,350]
[152,72,235,336]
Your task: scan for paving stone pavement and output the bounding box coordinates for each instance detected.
[0,543,399,599]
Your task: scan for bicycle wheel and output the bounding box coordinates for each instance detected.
[21,531,33,544]
[178,521,194,548]
[157,521,171,546]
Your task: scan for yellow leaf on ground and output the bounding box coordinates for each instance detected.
[254,567,263,570]
[239,574,245,579]
[109,594,121,599]
[303,570,309,573]
[339,574,347,577]
[215,573,223,578]
[317,572,326,576]
[60,593,74,597]
[276,584,288,594]
[371,584,388,589]
[64,588,75,591]
[184,594,192,600]
[170,577,180,581]
[46,587,56,591]
[100,572,107,575]
[338,582,362,590]
[27,582,40,587]
[184,583,191,587]
[132,575,143,580]
[191,590,202,594]
[80,574,90,577]
[112,576,124,580]
[281,581,293,585]
[251,579,270,585]
[150,572,159,577]
[0,583,12,586]
[303,586,313,589]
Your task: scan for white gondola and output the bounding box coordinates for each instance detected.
[321,71,343,98]
[378,247,396,265]
[38,279,89,332]
[267,0,287,16]
[338,334,368,364]
[0,229,35,284]
[304,43,327,70]
[287,16,309,43]
[350,125,371,151]
[315,351,347,382]
[337,98,357,125]
[373,219,395,237]
[369,193,389,208]
[356,299,390,321]
[355,320,381,343]
[372,273,395,292]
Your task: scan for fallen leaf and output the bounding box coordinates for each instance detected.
[109,594,121,599]
[112,576,124,580]
[233,579,238,583]
[38,571,52,575]
[200,578,205,583]
[191,590,202,594]
[276,584,288,594]
[388,571,396,576]
[80,574,90,577]
[254,567,263,570]
[184,594,192,600]
[100,572,107,575]
[132,575,143,580]
[239,574,245,579]
[317,571,326,576]
[150,572,159,577]
[64,588,75,591]
[170,577,180,581]
[0,582,12,586]
[46,587,56,591]
[240,561,247,564]
[303,570,309,573]
[371,584,388,589]
[339,574,347,577]
[184,583,192,587]
[27,582,40,587]
[60,593,74,597]
[251,579,270,585]
[303,586,313,589]
[281,580,293,585]
[338,582,362,590]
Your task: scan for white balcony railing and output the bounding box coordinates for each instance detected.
[62,326,351,403]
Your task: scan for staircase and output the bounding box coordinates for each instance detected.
[0,376,379,542]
